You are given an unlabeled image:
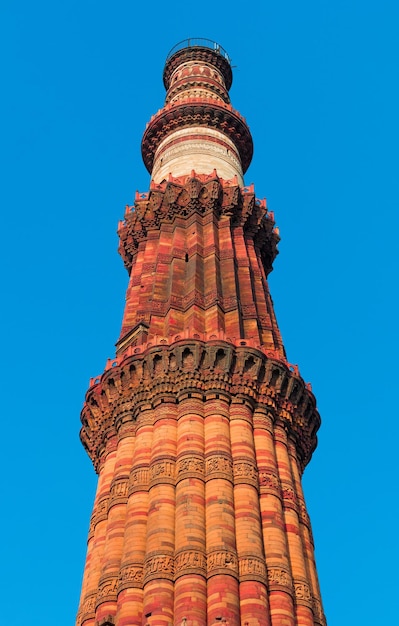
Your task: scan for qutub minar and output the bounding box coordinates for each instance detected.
[76,39,326,626]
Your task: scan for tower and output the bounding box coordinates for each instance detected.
[76,39,326,626]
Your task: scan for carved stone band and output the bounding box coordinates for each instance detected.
[96,575,119,607]
[108,477,129,508]
[205,455,233,482]
[176,455,205,481]
[267,566,293,593]
[233,459,258,487]
[281,485,298,511]
[143,552,175,583]
[313,597,326,625]
[118,562,144,591]
[298,500,311,528]
[149,459,175,486]
[128,466,149,494]
[89,496,109,535]
[238,555,267,584]
[293,578,313,608]
[207,549,239,579]
[258,470,280,494]
[174,549,207,579]
[79,592,96,620]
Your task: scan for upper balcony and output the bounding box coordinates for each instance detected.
[163,38,233,91]
[166,38,231,64]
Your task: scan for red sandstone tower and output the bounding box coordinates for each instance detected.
[76,39,326,626]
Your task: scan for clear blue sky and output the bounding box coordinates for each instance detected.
[1,2,398,624]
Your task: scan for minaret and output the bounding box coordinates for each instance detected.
[76,39,326,626]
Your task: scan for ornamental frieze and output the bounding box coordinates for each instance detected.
[293,579,312,606]
[174,549,207,578]
[96,575,118,606]
[223,295,238,311]
[258,470,281,493]
[207,549,239,578]
[170,294,184,309]
[89,495,109,534]
[186,290,205,308]
[298,500,311,528]
[233,459,258,486]
[118,563,144,590]
[238,555,267,583]
[143,553,174,583]
[128,466,149,494]
[187,242,203,256]
[149,300,167,314]
[267,566,293,592]
[313,597,327,626]
[79,592,96,620]
[176,455,205,479]
[108,477,129,507]
[204,291,221,307]
[281,485,297,510]
[149,459,175,485]
[157,253,172,264]
[205,454,233,481]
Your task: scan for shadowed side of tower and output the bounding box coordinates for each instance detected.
[76,39,326,626]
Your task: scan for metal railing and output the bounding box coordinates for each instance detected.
[166,38,231,64]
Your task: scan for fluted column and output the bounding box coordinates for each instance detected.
[165,223,187,336]
[119,239,146,337]
[253,407,295,626]
[203,212,224,335]
[287,438,326,626]
[95,426,135,623]
[77,475,102,617]
[233,227,258,339]
[76,481,103,626]
[174,393,207,625]
[77,439,118,626]
[116,404,153,625]
[204,392,240,625]
[142,395,177,625]
[219,215,241,339]
[230,397,271,625]
[274,422,313,626]
[185,215,205,336]
[247,239,275,351]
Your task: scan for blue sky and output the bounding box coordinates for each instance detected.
[1,1,398,624]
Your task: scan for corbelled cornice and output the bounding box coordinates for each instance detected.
[80,338,319,474]
[141,101,253,175]
[118,173,279,276]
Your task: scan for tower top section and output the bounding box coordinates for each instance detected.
[163,38,233,91]
[141,39,253,185]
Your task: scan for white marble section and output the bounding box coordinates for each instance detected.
[151,127,244,185]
